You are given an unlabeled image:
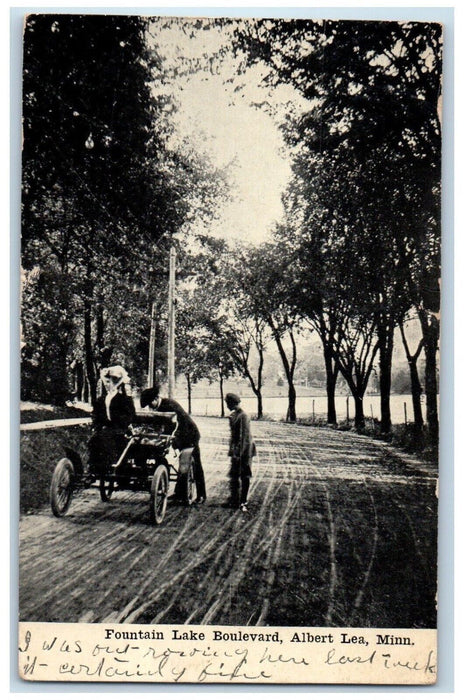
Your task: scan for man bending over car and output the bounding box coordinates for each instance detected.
[140,385,206,505]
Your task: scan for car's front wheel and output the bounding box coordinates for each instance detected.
[50,458,74,517]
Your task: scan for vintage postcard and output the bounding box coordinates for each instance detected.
[19,12,441,685]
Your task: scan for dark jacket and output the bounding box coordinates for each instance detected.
[156,397,200,450]
[92,391,136,432]
[228,407,255,466]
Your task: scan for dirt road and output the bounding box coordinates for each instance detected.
[19,418,438,628]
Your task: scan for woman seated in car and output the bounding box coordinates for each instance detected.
[87,365,136,477]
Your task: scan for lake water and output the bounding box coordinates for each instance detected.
[185,393,429,424]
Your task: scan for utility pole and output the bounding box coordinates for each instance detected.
[167,245,176,399]
[147,301,156,387]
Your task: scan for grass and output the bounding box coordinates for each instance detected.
[294,414,438,463]
[20,404,91,424]
[379,423,438,463]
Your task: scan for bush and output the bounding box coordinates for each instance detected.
[20,424,91,513]
[360,422,437,463]
[294,415,332,428]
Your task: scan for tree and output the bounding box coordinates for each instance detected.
[278,150,391,430]
[175,286,235,414]
[21,15,230,405]
[196,241,270,420]
[235,18,442,438]
[21,266,74,404]
[224,316,268,420]
[22,15,175,402]
[242,239,303,422]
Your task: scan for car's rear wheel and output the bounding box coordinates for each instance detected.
[149,464,169,525]
[50,458,74,517]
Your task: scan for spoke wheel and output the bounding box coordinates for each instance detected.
[150,465,169,525]
[50,458,74,517]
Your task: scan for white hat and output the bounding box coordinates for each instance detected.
[101,365,130,386]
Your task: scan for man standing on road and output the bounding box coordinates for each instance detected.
[140,385,207,504]
[224,393,256,513]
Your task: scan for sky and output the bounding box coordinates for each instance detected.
[148,18,307,244]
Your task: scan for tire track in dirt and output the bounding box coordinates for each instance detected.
[291,437,436,627]
[197,445,283,626]
[293,443,339,626]
[103,453,240,622]
[254,484,303,626]
[19,418,438,627]
[390,492,437,590]
[129,445,283,624]
[120,512,248,623]
[341,473,436,626]
[122,509,243,623]
[348,478,379,624]
[21,492,205,620]
[20,428,237,622]
[88,503,240,623]
[21,444,232,621]
[248,438,309,626]
[134,439,299,625]
[110,442,243,621]
[293,442,389,626]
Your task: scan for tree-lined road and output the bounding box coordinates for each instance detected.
[19,418,437,628]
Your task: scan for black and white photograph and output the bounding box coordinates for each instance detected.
[18,11,442,684]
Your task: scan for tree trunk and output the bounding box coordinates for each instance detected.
[418,310,439,444]
[230,332,264,420]
[354,394,365,431]
[49,277,73,406]
[312,311,338,424]
[52,342,70,406]
[246,366,264,419]
[286,382,297,423]
[82,374,89,403]
[245,368,264,419]
[256,347,264,419]
[409,361,424,429]
[400,323,424,429]
[333,325,379,434]
[323,343,338,424]
[84,297,97,405]
[96,304,104,358]
[219,371,224,417]
[424,340,439,442]
[378,321,394,434]
[75,360,84,401]
[186,373,192,414]
[270,321,297,422]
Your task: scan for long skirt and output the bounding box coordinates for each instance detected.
[88,429,126,474]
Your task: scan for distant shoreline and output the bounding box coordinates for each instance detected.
[175,392,432,400]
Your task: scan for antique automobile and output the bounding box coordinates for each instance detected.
[49,412,197,524]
